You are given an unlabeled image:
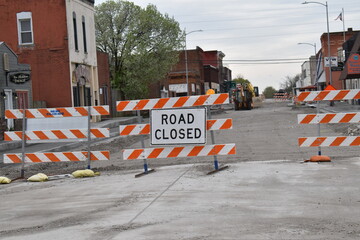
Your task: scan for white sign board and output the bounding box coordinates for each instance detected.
[150,108,207,145]
[27,116,88,130]
[169,84,187,93]
[324,56,338,67]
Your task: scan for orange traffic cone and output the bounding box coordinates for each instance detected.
[304,155,331,163]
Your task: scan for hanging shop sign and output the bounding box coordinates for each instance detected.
[347,54,360,74]
[9,73,30,84]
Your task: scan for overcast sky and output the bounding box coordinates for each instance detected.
[95,0,360,92]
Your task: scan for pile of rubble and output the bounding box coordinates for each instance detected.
[346,125,360,136]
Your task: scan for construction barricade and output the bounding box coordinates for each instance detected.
[117,93,236,177]
[4,106,110,178]
[297,89,360,160]
[274,92,290,101]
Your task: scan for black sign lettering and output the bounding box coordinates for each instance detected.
[169,114,176,124]
[187,128,193,139]
[170,129,177,139]
[195,128,201,138]
[187,113,194,124]
[178,114,186,124]
[179,128,185,139]
[155,129,161,140]
[161,114,168,124]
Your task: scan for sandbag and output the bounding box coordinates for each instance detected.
[27,173,48,182]
[0,176,11,184]
[72,169,95,178]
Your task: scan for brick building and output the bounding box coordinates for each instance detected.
[319,28,359,90]
[156,47,230,97]
[0,0,109,111]
[339,31,360,92]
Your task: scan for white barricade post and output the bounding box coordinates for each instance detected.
[117,93,236,177]
[4,106,110,178]
[297,89,360,161]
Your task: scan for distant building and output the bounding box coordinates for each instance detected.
[152,47,231,98]
[319,28,360,90]
[0,42,31,130]
[0,0,109,112]
[298,56,316,89]
[339,31,360,92]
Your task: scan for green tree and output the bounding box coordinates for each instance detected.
[233,75,251,85]
[263,86,276,98]
[95,0,184,100]
[280,74,300,94]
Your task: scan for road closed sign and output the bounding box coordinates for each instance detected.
[150,108,207,145]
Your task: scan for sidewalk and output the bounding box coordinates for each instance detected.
[319,101,360,113]
[0,116,138,152]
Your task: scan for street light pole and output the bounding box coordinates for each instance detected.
[184,29,203,96]
[302,1,332,86]
[298,42,322,156]
[298,42,317,56]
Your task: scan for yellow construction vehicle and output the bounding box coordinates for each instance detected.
[232,83,260,110]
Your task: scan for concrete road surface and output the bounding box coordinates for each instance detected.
[1,101,360,239]
[1,159,360,240]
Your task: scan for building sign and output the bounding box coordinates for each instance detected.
[324,57,338,67]
[150,108,206,145]
[169,84,187,93]
[347,54,360,74]
[9,73,30,84]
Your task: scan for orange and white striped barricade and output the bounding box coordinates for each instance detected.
[116,93,229,112]
[4,105,110,178]
[4,128,109,142]
[298,137,360,147]
[4,151,110,163]
[117,93,235,176]
[298,112,360,124]
[297,89,360,102]
[297,89,360,160]
[123,144,236,160]
[5,106,110,119]
[273,92,289,102]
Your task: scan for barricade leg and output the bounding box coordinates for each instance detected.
[20,107,27,179]
[134,110,155,178]
[206,106,228,175]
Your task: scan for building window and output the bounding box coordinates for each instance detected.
[73,12,78,51]
[82,16,87,53]
[16,12,34,45]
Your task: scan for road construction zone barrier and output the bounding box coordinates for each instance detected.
[4,128,110,141]
[4,151,110,163]
[5,106,110,119]
[273,92,290,101]
[297,89,360,159]
[297,89,360,102]
[123,144,236,160]
[4,105,110,178]
[117,93,236,176]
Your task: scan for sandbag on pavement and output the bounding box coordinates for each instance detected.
[72,169,96,178]
[0,176,11,184]
[27,173,48,182]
